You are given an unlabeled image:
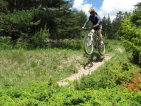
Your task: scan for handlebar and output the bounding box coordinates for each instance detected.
[82,27,93,30]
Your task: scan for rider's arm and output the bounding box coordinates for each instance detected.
[83,18,89,28]
[94,15,101,27]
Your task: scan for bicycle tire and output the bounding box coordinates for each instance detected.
[98,41,105,55]
[84,36,94,55]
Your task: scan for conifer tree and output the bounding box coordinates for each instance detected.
[112,11,124,39]
[120,2,141,65]
[0,0,87,43]
[105,15,112,39]
[101,16,107,37]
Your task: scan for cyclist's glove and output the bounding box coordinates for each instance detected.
[93,24,98,27]
[82,27,86,29]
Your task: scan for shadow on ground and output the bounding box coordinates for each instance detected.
[83,52,104,70]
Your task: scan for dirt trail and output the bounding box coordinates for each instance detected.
[57,54,114,86]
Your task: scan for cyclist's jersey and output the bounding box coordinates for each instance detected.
[83,14,102,30]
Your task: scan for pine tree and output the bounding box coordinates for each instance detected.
[101,16,107,37]
[120,2,141,65]
[105,15,112,39]
[0,0,87,42]
[112,11,124,39]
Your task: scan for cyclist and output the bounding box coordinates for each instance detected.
[82,8,104,44]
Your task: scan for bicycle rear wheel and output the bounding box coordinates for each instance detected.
[98,42,105,55]
[84,36,94,55]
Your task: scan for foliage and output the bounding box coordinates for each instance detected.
[101,15,113,39]
[0,58,141,106]
[0,0,8,13]
[0,0,87,48]
[48,87,141,106]
[0,37,13,50]
[0,1,141,105]
[4,0,70,11]
[49,39,83,50]
[0,82,58,106]
[101,11,124,40]
[112,11,124,39]
[0,7,41,41]
[74,60,139,90]
[0,38,141,105]
[105,15,112,39]
[50,10,87,39]
[28,26,49,48]
[120,2,141,65]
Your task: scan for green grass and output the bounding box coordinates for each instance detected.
[0,36,88,89]
[0,37,141,106]
[0,48,87,89]
[0,37,128,89]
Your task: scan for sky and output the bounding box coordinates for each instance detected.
[72,0,141,20]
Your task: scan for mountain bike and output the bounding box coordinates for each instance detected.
[84,28,105,55]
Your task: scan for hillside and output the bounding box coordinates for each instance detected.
[0,38,141,106]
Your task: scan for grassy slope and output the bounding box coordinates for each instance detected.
[0,37,87,89]
[0,48,87,88]
[0,38,141,106]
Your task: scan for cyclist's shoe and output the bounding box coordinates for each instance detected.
[100,41,104,45]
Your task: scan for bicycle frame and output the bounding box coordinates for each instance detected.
[88,30,100,49]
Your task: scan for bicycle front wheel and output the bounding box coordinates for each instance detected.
[98,42,105,56]
[84,36,94,55]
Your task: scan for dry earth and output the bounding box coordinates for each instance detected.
[57,54,114,86]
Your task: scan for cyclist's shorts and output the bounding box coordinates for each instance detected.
[93,25,102,31]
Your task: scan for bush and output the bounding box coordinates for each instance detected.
[28,26,49,48]
[49,39,83,50]
[74,60,139,90]
[0,82,58,106]
[120,3,141,65]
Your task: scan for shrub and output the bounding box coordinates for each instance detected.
[28,26,49,48]
[74,60,139,90]
[120,3,141,65]
[0,82,58,106]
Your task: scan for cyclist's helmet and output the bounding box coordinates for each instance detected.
[88,8,96,14]
[88,8,96,12]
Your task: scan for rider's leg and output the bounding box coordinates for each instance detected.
[88,29,95,37]
[88,29,95,36]
[91,29,97,41]
[91,29,95,33]
[97,29,104,44]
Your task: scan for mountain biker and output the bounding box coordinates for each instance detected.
[82,8,104,44]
